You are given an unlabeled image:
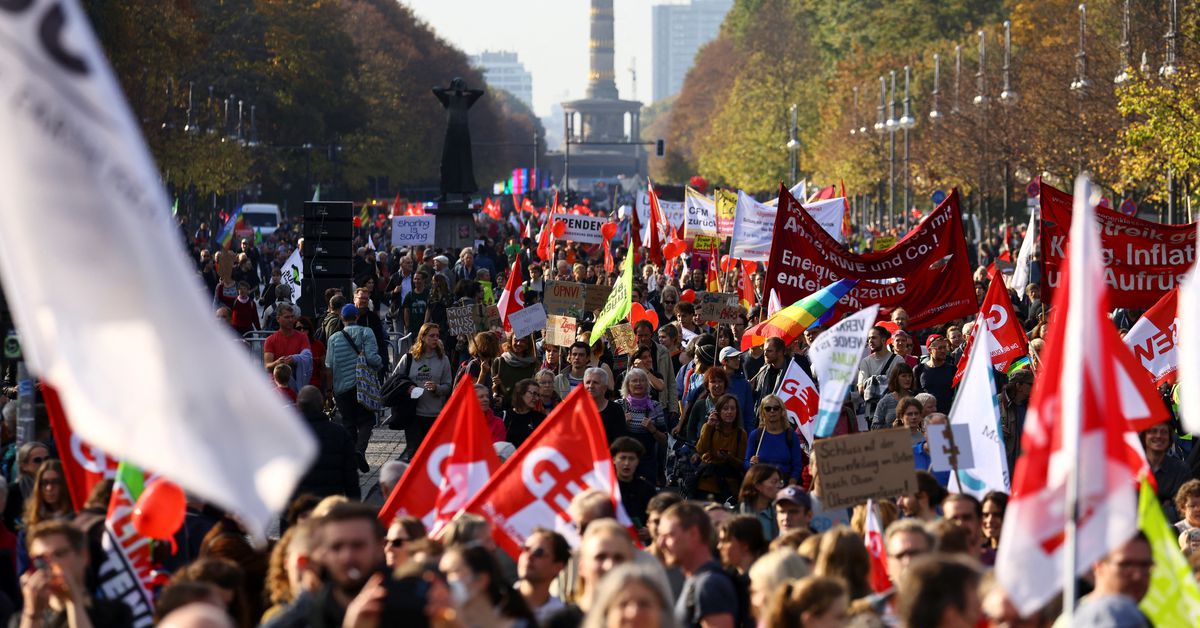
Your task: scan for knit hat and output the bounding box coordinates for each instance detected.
[340,304,359,319]
[696,343,716,366]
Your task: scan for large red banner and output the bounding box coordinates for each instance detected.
[1039,182,1197,309]
[763,186,976,330]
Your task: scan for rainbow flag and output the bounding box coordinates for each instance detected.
[1005,355,1031,375]
[740,278,858,350]
[216,207,245,249]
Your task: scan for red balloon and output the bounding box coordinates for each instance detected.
[552,220,567,238]
[132,480,187,544]
[630,302,646,325]
[681,289,696,303]
[600,222,618,240]
[719,255,731,272]
[664,240,687,259]
[689,175,708,193]
[644,309,659,330]
[352,216,362,228]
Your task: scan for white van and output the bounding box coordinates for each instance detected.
[239,203,283,237]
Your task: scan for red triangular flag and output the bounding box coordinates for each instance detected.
[461,386,637,558]
[497,257,525,331]
[953,270,1030,385]
[646,180,666,265]
[378,375,500,531]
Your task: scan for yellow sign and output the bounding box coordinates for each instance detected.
[873,236,897,251]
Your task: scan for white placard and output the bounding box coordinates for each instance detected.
[391,215,437,246]
[927,424,976,472]
[508,303,548,339]
[560,214,607,244]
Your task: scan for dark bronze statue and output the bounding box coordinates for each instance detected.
[433,78,484,200]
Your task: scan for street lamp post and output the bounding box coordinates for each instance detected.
[974,30,989,227]
[900,66,915,229]
[887,70,897,228]
[875,76,887,229]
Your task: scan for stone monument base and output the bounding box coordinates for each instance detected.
[430,197,476,252]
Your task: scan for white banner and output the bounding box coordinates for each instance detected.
[946,332,1010,498]
[391,215,437,246]
[684,187,717,238]
[730,191,778,261]
[1010,210,1038,295]
[0,1,315,538]
[560,214,607,244]
[804,197,847,244]
[777,360,819,446]
[281,248,303,303]
[1181,256,1200,434]
[809,305,879,438]
[635,191,685,242]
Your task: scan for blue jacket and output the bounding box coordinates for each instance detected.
[325,325,382,395]
[746,428,804,482]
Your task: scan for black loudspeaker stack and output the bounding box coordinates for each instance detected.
[301,201,354,318]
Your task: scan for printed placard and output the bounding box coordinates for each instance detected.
[608,323,637,355]
[560,215,607,244]
[873,235,896,251]
[813,428,917,510]
[391,215,437,246]
[696,292,741,325]
[544,315,577,347]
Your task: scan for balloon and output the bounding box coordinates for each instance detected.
[644,309,659,330]
[664,240,687,259]
[132,479,187,546]
[630,303,661,331]
[601,222,618,240]
[681,289,696,303]
[352,216,362,228]
[552,220,567,238]
[689,175,708,193]
[719,255,731,272]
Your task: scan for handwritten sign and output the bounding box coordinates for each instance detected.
[543,281,585,317]
[813,428,917,510]
[509,303,547,339]
[927,423,975,473]
[697,292,741,325]
[609,323,637,355]
[584,285,613,313]
[693,234,722,251]
[873,235,896,251]
[447,305,476,338]
[484,305,501,331]
[544,315,577,347]
[391,215,437,246]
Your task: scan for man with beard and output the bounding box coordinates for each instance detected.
[263,503,386,627]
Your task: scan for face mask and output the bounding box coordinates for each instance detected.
[448,578,471,607]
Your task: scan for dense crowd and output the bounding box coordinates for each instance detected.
[0,206,1190,628]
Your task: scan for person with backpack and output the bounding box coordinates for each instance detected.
[657,502,749,628]
[325,304,381,468]
[744,394,805,487]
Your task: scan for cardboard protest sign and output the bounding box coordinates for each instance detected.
[447,305,477,338]
[484,305,502,331]
[391,215,437,246]
[509,303,547,339]
[715,188,737,237]
[584,284,613,313]
[813,428,917,509]
[543,281,586,317]
[560,215,607,244]
[544,315,577,347]
[609,323,637,355]
[697,292,741,325]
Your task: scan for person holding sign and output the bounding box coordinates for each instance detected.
[745,395,805,486]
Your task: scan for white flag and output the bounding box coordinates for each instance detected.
[1010,210,1038,296]
[0,2,315,538]
[281,248,304,304]
[946,331,1010,499]
[808,305,879,438]
[777,360,819,446]
[1180,235,1200,434]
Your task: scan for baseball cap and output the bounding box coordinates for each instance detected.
[925,334,945,349]
[340,304,360,319]
[773,486,813,509]
[719,347,742,363]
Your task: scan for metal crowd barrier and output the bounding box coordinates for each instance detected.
[243,329,412,365]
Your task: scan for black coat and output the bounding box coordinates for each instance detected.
[294,412,361,501]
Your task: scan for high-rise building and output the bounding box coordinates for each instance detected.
[651,0,732,102]
[471,51,534,111]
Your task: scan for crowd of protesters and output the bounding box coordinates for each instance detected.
[0,201,1190,628]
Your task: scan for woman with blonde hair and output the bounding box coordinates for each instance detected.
[582,563,678,628]
[22,459,72,530]
[400,322,452,454]
[547,519,637,626]
[748,549,810,620]
[745,394,804,485]
[762,575,849,628]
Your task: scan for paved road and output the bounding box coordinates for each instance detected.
[358,423,407,507]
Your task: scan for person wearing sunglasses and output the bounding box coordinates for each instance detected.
[745,394,804,486]
[516,529,570,624]
[6,441,49,530]
[384,516,426,569]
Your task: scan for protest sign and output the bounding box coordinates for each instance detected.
[1040,181,1196,308]
[584,284,613,313]
[636,190,685,232]
[609,323,637,355]
[803,197,847,244]
[696,292,741,325]
[809,305,879,438]
[684,187,717,237]
[543,281,586,317]
[813,428,917,510]
[544,315,577,347]
[715,188,738,237]
[927,424,975,472]
[101,464,156,625]
[729,191,778,261]
[946,332,1010,499]
[281,248,304,302]
[509,303,547,339]
[693,234,721,251]
[561,215,607,244]
[484,305,502,331]
[873,236,896,251]
[591,253,633,345]
[447,305,477,338]
[391,215,437,246]
[764,186,975,331]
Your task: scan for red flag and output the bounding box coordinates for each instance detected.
[706,241,720,292]
[995,177,1165,616]
[497,257,525,331]
[864,499,891,593]
[461,386,634,558]
[738,264,756,310]
[839,179,852,237]
[953,271,1030,385]
[378,376,500,531]
[646,181,666,265]
[1124,287,1180,386]
[390,193,403,217]
[44,385,118,510]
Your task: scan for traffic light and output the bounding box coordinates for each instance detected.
[656,139,665,157]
